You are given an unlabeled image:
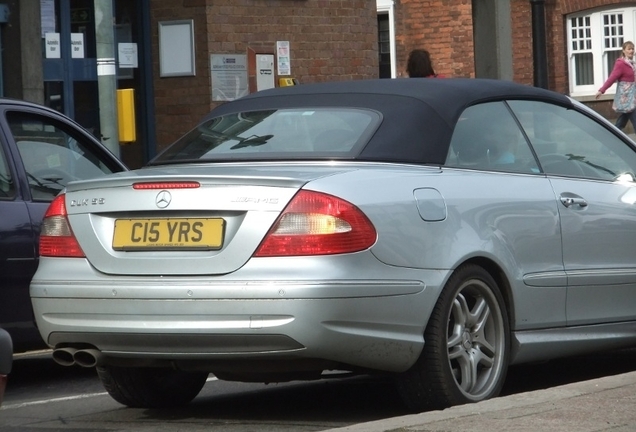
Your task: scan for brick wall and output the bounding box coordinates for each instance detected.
[150,0,378,152]
[150,0,210,152]
[511,0,534,86]
[394,0,475,78]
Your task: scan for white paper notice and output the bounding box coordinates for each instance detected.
[45,33,61,59]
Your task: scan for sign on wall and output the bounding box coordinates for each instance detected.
[158,20,196,77]
[277,41,291,76]
[211,54,248,101]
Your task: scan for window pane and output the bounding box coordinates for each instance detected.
[607,50,622,76]
[509,100,636,180]
[8,112,118,201]
[154,108,380,162]
[571,15,592,57]
[377,14,391,78]
[603,13,624,49]
[574,52,594,85]
[445,102,539,174]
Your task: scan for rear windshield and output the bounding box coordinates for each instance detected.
[151,108,380,163]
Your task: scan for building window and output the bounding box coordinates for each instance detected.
[376,0,395,78]
[377,14,391,79]
[568,7,636,97]
[571,16,593,86]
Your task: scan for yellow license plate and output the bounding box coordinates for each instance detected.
[113,218,225,250]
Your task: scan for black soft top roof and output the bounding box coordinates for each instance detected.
[206,78,573,165]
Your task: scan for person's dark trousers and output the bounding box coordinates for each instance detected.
[615,110,636,131]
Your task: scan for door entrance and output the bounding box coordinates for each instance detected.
[41,0,154,168]
[42,0,100,135]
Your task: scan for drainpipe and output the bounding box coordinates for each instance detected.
[530,0,549,89]
[94,0,119,157]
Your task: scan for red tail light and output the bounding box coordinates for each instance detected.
[39,194,85,258]
[254,190,377,257]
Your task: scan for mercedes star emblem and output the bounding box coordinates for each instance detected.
[155,190,172,208]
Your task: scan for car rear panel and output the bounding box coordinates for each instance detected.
[31,162,447,372]
[63,163,349,276]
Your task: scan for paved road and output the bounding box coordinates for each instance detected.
[2,348,636,431]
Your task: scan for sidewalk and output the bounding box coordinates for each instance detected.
[321,370,636,432]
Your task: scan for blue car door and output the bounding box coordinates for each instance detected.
[0,126,39,349]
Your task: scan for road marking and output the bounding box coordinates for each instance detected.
[1,392,109,410]
[1,376,219,410]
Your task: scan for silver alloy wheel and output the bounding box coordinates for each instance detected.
[396,264,510,412]
[447,277,506,400]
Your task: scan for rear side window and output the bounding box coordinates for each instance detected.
[152,108,380,163]
[445,102,540,174]
[8,112,120,201]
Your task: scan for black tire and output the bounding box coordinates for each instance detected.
[97,366,208,408]
[397,264,510,412]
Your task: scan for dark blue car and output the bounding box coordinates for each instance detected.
[0,98,126,352]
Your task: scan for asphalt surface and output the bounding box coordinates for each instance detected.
[321,370,636,432]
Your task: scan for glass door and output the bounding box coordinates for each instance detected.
[42,0,100,136]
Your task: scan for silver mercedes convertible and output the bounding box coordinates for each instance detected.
[30,78,636,411]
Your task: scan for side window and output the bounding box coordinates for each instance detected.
[508,100,636,180]
[0,144,15,199]
[8,111,118,201]
[445,102,539,174]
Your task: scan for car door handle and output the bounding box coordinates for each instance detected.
[560,195,588,208]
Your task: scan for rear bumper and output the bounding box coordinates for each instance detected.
[33,290,432,373]
[30,258,449,373]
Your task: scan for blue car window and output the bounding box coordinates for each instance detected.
[8,111,119,201]
[446,101,540,174]
[509,100,636,180]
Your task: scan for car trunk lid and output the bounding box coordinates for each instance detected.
[62,163,355,275]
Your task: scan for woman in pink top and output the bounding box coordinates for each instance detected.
[596,41,636,130]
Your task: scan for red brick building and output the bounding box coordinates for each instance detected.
[377,0,636,126]
[2,1,634,168]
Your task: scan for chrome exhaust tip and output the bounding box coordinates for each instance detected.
[52,347,78,367]
[73,349,103,368]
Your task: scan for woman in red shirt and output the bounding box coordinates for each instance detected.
[596,41,636,131]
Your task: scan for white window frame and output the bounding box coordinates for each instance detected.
[376,0,396,78]
[568,7,636,97]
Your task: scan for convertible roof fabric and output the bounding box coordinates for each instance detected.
[205,78,572,165]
